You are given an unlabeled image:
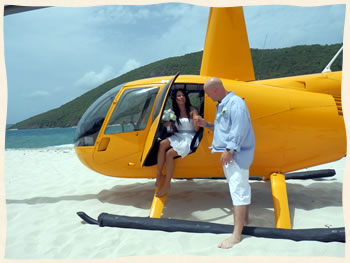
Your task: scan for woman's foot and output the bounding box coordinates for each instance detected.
[156,181,171,197]
[155,172,163,188]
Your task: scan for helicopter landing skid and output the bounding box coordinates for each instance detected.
[148,177,168,218]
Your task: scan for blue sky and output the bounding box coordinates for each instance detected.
[3,4,346,124]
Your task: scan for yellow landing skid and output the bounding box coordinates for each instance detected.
[148,177,167,218]
[149,194,167,218]
[264,173,292,229]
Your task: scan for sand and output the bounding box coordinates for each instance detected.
[3,146,346,259]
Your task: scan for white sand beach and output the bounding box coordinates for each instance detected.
[3,146,346,259]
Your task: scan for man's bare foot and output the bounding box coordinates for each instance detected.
[156,181,170,197]
[217,234,240,249]
[155,172,163,188]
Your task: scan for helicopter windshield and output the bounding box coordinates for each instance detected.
[104,86,159,134]
[74,84,123,146]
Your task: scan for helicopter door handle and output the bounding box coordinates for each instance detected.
[97,137,110,151]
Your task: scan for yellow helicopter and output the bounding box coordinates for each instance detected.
[73,7,346,229]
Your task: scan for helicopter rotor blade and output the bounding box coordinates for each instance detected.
[4,5,50,16]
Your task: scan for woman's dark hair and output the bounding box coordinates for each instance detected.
[171,88,192,126]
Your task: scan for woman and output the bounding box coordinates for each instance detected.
[155,88,199,197]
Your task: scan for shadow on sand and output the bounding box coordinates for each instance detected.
[6,177,342,228]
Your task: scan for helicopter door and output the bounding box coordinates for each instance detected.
[92,85,159,165]
[140,73,180,166]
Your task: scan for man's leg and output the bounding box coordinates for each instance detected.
[218,205,248,249]
[218,161,250,249]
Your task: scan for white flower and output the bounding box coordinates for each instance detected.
[221,107,227,114]
[170,112,176,121]
[162,109,176,122]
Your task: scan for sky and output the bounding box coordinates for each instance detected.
[3,3,346,124]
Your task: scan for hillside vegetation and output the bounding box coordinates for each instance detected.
[11,44,343,129]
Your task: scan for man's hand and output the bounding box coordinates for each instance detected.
[221,150,232,166]
[193,115,207,127]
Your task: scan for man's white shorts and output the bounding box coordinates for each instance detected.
[223,160,251,206]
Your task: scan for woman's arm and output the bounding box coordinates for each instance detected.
[190,106,200,132]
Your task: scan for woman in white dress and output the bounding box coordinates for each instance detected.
[155,88,200,197]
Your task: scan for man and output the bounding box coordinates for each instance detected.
[195,77,255,248]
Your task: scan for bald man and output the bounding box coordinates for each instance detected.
[195,77,255,248]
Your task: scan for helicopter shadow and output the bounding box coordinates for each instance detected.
[249,177,343,228]
[6,177,342,228]
[88,177,344,227]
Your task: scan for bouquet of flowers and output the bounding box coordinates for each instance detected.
[162,109,176,122]
[162,109,176,133]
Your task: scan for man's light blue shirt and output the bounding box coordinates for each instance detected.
[211,91,255,169]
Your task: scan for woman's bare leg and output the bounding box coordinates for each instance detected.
[156,139,171,187]
[156,148,178,197]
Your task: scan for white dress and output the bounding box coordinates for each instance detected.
[168,118,196,158]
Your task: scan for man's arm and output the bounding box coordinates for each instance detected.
[226,100,250,152]
[193,115,214,131]
[221,100,250,165]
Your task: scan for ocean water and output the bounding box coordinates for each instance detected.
[5,127,76,149]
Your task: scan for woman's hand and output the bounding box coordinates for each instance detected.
[193,115,206,127]
[190,108,200,131]
[164,121,176,133]
[164,121,172,127]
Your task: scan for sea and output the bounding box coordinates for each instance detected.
[5,127,76,149]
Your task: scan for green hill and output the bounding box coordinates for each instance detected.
[10,44,343,129]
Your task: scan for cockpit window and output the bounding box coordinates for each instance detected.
[105,86,159,134]
[164,83,204,114]
[74,84,123,146]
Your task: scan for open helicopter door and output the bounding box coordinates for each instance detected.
[140,73,180,167]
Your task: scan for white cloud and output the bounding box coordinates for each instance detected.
[91,5,152,25]
[74,65,115,90]
[117,59,142,76]
[74,60,142,91]
[160,4,192,18]
[155,5,209,56]
[29,90,50,98]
